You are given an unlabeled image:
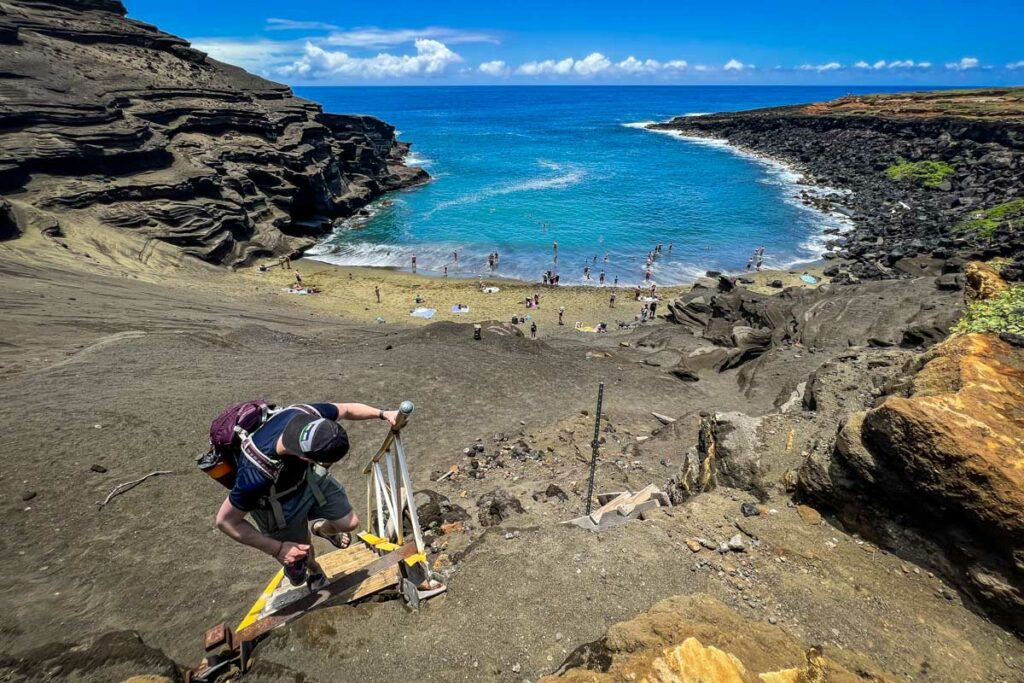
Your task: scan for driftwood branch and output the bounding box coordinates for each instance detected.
[98,470,173,508]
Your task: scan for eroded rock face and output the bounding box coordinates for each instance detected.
[964,261,1010,302]
[800,332,1024,632]
[0,0,428,266]
[543,595,894,682]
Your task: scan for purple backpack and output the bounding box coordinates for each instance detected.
[197,400,275,488]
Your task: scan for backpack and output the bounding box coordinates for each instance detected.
[196,400,276,488]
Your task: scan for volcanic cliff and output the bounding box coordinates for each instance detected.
[653,88,1024,283]
[0,0,428,267]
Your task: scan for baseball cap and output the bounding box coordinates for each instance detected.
[281,413,349,463]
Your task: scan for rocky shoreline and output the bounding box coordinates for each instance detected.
[0,0,428,268]
[651,89,1024,284]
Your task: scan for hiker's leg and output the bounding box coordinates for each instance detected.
[308,467,356,546]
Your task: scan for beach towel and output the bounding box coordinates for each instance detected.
[800,274,819,284]
[481,286,500,294]
[410,307,436,319]
[451,305,470,314]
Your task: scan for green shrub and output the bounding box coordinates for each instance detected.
[951,285,1024,336]
[884,159,955,188]
[955,198,1024,239]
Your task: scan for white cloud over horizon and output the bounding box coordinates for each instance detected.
[265,18,339,31]
[189,26,1019,83]
[280,39,462,79]
[946,56,980,70]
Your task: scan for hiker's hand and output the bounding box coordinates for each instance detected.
[382,410,399,428]
[276,542,309,566]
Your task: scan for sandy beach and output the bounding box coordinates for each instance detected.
[236,258,830,335]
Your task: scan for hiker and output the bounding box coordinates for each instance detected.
[214,402,400,591]
[281,256,291,270]
[530,321,537,339]
[374,285,381,303]
[650,300,658,317]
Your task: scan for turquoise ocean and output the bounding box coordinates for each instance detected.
[298,86,914,285]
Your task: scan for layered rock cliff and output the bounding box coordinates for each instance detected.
[653,89,1024,283]
[0,0,428,267]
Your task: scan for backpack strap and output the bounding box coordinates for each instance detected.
[239,436,283,481]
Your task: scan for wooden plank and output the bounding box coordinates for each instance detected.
[317,546,379,577]
[588,491,632,524]
[618,484,661,516]
[236,543,416,643]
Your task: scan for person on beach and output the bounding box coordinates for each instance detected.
[444,266,448,278]
[609,292,616,308]
[453,250,459,264]
[530,321,537,339]
[280,255,291,270]
[599,271,605,285]
[374,285,381,304]
[604,253,609,263]
[650,300,658,318]
[543,272,549,286]
[614,276,618,286]
[668,242,673,254]
[411,254,417,273]
[558,306,565,326]
[295,272,303,286]
[553,241,558,260]
[533,293,540,307]
[214,401,400,591]
[645,267,652,282]
[583,265,591,281]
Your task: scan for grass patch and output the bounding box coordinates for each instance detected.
[955,198,1024,239]
[884,158,955,188]
[951,284,1024,336]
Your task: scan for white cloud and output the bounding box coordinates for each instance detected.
[1008,60,1024,69]
[265,18,339,31]
[918,61,933,68]
[888,59,915,68]
[514,53,689,78]
[280,39,462,79]
[946,56,980,70]
[693,64,711,72]
[479,60,510,77]
[189,37,302,71]
[852,59,932,70]
[616,56,687,74]
[723,59,751,71]
[322,27,498,48]
[797,61,842,72]
[873,59,887,69]
[573,52,612,76]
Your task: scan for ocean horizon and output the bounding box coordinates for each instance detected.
[299,85,939,285]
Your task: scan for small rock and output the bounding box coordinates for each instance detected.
[555,632,563,641]
[740,502,759,517]
[504,532,515,540]
[768,616,778,625]
[795,504,822,525]
[21,491,37,502]
[90,464,108,473]
[685,538,702,553]
[727,534,745,552]
[512,664,521,673]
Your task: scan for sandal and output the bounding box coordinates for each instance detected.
[311,520,351,549]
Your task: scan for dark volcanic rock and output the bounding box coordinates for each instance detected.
[0,0,428,267]
[652,91,1024,282]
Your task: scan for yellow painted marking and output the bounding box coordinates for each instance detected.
[404,553,428,567]
[236,568,284,632]
[358,532,401,552]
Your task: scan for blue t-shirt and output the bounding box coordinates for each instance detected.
[228,403,340,511]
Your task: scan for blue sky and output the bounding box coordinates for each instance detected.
[126,0,1024,86]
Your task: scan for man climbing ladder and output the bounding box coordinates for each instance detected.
[213,402,399,591]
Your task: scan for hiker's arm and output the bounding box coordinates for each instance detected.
[215,498,308,565]
[333,403,398,427]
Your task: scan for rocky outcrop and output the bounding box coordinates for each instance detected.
[653,89,1024,282]
[799,331,1024,632]
[0,0,428,267]
[666,273,960,376]
[543,595,895,682]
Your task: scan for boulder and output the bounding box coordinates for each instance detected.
[963,260,1009,303]
[542,595,894,682]
[800,333,1024,632]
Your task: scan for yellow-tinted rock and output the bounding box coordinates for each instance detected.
[964,261,1009,303]
[542,595,894,683]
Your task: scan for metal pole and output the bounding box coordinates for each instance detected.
[584,382,605,515]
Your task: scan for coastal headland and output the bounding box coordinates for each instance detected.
[0,3,1022,682]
